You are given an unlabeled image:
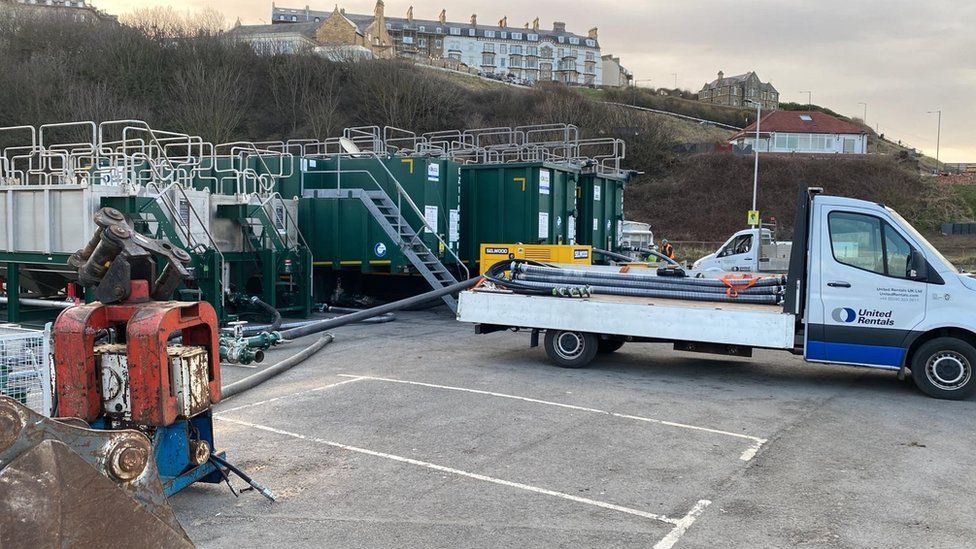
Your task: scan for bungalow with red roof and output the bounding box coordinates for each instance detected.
[730,111,868,154]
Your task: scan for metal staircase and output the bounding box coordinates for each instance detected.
[307,188,460,311]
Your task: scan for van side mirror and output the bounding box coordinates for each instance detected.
[908,249,928,281]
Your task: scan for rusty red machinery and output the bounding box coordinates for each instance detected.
[0,208,283,547]
[47,207,230,496]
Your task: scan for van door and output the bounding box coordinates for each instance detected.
[717,233,755,272]
[809,207,926,368]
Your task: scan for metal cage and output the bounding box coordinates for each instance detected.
[0,323,52,416]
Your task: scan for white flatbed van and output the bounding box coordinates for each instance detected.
[458,188,976,400]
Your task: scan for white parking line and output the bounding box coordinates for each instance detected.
[338,374,767,461]
[654,499,711,549]
[218,415,711,534]
[217,376,367,415]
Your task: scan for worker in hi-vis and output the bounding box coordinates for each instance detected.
[661,239,675,260]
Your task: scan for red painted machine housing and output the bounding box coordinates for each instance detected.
[53,281,221,426]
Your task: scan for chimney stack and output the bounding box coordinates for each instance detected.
[588,27,598,39]
[717,70,724,83]
[470,13,477,25]
[532,17,539,31]
[374,1,385,27]
[553,21,566,32]
[499,16,507,28]
[439,9,446,24]
[406,5,413,22]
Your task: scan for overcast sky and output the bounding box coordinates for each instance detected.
[99,0,975,162]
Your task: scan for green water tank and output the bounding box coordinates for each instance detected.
[459,162,580,267]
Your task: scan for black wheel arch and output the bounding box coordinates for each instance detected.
[903,327,976,369]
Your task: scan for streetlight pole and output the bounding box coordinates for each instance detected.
[799,90,812,106]
[927,110,942,174]
[747,100,762,226]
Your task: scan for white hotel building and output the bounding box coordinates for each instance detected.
[270,4,604,86]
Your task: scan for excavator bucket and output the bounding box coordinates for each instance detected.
[0,396,193,548]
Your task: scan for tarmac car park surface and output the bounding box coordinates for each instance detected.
[172,309,976,549]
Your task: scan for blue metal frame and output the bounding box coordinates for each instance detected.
[91,412,224,496]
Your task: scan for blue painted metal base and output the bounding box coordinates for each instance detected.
[91,411,225,496]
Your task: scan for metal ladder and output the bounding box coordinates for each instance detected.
[308,188,460,311]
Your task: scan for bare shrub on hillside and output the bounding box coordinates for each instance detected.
[627,155,968,241]
[170,60,250,144]
[348,60,466,131]
[121,7,226,39]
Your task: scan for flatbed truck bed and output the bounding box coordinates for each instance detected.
[459,290,795,351]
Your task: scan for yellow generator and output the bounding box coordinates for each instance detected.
[479,244,592,274]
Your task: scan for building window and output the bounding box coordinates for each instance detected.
[450,27,460,35]
[528,33,538,41]
[435,27,442,34]
[482,54,494,65]
[419,25,426,32]
[569,37,579,45]
[419,37,427,47]
[291,15,297,21]
[469,29,476,36]
[526,46,537,56]
[403,36,414,44]
[586,39,595,47]
[585,51,594,61]
[501,31,507,39]
[435,39,442,48]
[511,45,522,55]
[557,36,565,43]
[499,44,507,54]
[484,43,495,52]
[500,58,506,68]
[485,30,495,38]
[512,32,522,40]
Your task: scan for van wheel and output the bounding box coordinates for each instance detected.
[598,339,625,353]
[911,337,976,400]
[544,330,599,368]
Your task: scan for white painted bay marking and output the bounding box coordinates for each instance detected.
[338,374,767,461]
[218,415,689,526]
[217,376,366,415]
[654,499,711,549]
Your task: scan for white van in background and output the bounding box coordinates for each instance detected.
[693,224,792,274]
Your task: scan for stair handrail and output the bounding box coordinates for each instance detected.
[356,152,468,280]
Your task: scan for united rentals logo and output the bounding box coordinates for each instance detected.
[484,247,510,255]
[573,249,590,259]
[831,307,894,326]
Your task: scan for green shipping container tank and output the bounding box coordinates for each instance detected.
[459,162,580,267]
[299,155,462,272]
[576,172,628,255]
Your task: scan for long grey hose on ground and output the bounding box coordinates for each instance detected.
[278,277,479,340]
[221,276,480,398]
[221,333,335,399]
